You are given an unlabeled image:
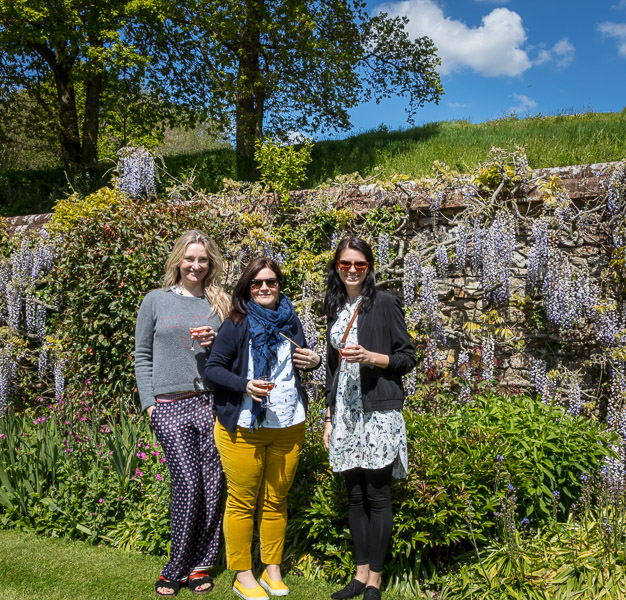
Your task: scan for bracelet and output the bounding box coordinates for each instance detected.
[324,417,332,423]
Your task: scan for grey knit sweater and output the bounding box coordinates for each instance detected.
[134,289,222,412]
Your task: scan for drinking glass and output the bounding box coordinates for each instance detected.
[258,375,275,407]
[189,327,199,351]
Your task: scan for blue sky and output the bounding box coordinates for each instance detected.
[344,0,626,134]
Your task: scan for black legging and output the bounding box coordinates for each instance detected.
[342,463,394,573]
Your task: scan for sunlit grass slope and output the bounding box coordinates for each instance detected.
[305,110,626,185]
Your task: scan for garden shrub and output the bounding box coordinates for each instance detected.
[287,392,616,591]
[441,509,626,600]
[51,193,247,408]
[0,385,170,553]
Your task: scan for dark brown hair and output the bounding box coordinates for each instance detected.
[228,257,283,324]
[324,236,376,318]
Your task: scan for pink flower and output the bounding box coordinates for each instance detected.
[135,468,143,477]
[98,498,104,503]
[156,473,163,481]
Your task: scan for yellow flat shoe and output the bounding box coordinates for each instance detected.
[259,570,290,597]
[233,578,269,600]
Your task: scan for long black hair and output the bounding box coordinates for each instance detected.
[324,236,376,319]
[228,257,283,324]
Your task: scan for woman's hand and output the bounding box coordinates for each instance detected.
[341,344,390,368]
[293,347,320,370]
[246,379,271,403]
[323,421,332,449]
[190,325,216,348]
[146,405,155,419]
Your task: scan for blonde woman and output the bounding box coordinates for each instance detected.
[135,230,230,597]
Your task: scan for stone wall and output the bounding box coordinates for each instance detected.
[5,161,618,392]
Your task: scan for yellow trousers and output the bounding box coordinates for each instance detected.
[214,420,305,570]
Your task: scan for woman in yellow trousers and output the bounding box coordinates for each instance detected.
[205,257,320,600]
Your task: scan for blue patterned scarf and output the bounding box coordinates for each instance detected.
[247,294,299,430]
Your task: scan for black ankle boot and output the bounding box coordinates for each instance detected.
[363,586,382,600]
[330,578,367,600]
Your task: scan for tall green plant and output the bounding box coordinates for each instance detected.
[255,137,313,209]
[287,392,616,589]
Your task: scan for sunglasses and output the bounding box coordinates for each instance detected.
[249,278,280,291]
[337,260,369,272]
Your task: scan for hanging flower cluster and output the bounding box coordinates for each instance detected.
[0,343,20,415]
[116,146,157,199]
[0,230,59,412]
[480,210,516,305]
[457,351,472,403]
[377,232,390,267]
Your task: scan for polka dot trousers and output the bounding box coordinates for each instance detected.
[151,393,224,582]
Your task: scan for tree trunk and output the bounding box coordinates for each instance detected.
[51,65,82,177]
[82,73,103,173]
[235,0,266,182]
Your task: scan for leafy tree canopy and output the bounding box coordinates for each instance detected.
[139,0,444,179]
[0,0,184,179]
[0,0,443,184]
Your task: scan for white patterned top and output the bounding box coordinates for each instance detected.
[328,298,408,478]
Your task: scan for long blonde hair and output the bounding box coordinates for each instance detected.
[162,230,230,321]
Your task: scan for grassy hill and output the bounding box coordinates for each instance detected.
[1,110,625,217]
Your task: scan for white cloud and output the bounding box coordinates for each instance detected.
[614,0,626,10]
[598,21,626,57]
[285,131,312,145]
[508,93,537,116]
[533,37,575,67]
[376,0,531,77]
[448,102,470,110]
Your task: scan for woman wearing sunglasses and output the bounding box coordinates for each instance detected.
[205,257,320,600]
[323,237,416,600]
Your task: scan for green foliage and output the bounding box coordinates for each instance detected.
[441,513,626,600]
[3,110,626,217]
[144,0,442,179]
[255,137,314,208]
[0,215,9,255]
[0,392,170,554]
[49,188,122,234]
[287,392,615,591]
[51,193,236,406]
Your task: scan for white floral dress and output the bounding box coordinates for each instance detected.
[328,298,408,479]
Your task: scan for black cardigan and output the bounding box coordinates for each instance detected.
[204,316,314,431]
[325,290,416,413]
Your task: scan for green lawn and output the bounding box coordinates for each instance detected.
[0,530,411,600]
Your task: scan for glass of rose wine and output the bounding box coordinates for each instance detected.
[258,375,275,407]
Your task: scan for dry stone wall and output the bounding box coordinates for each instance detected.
[5,161,619,394]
